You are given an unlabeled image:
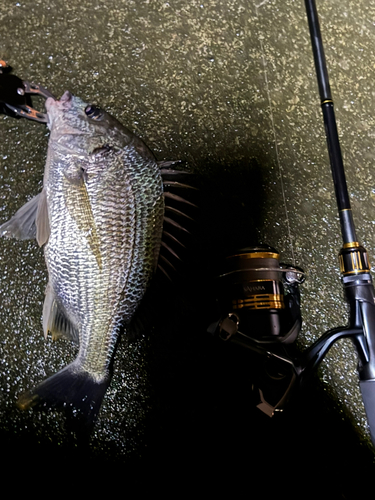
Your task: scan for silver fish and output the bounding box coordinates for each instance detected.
[0,90,189,422]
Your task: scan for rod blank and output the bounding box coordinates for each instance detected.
[305,0,355,241]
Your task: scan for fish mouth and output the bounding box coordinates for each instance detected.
[45,90,92,138]
[45,91,74,130]
[46,90,72,111]
[60,90,73,103]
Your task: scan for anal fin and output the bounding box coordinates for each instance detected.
[43,284,79,344]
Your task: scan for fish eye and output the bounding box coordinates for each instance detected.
[85,104,103,120]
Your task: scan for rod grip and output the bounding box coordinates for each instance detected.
[359,380,375,446]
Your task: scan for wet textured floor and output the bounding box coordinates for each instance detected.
[1,0,375,493]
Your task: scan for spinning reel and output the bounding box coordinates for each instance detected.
[208,245,306,416]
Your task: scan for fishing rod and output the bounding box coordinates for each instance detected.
[209,1,375,446]
[302,0,375,446]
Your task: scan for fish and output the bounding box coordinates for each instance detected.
[0,90,194,425]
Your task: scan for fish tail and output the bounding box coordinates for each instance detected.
[17,362,110,425]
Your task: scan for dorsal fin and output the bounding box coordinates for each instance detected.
[158,161,197,280]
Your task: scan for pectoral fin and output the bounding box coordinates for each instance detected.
[0,189,50,246]
[63,175,102,270]
[43,283,79,344]
[35,189,50,246]
[0,193,40,240]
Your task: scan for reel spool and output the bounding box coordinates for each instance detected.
[213,245,305,346]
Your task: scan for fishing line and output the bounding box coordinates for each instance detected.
[259,37,295,265]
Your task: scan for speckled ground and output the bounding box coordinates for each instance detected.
[1,0,375,488]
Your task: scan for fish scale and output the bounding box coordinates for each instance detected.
[45,146,164,381]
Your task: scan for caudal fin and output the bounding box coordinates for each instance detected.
[17,363,110,426]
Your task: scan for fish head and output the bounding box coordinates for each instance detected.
[45,91,155,161]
